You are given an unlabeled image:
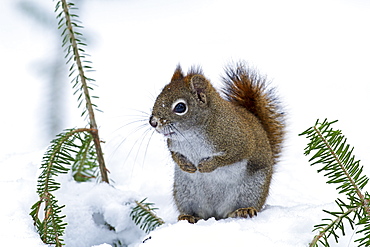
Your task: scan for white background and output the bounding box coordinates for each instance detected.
[1,0,369,246]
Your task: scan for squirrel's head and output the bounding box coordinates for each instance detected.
[149,65,217,138]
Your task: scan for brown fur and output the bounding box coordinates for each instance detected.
[222,63,285,164]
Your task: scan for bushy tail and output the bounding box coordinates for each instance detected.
[221,62,285,163]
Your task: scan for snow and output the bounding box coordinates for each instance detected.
[1,0,370,246]
[140,205,322,247]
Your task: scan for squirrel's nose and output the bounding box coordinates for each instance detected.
[149,115,158,128]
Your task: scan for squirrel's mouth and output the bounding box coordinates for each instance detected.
[154,128,175,137]
[164,132,175,137]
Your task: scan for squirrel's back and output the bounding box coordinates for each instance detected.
[221,63,285,164]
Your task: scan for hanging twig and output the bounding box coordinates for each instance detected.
[60,0,109,183]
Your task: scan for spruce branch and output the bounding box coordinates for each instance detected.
[31,128,92,246]
[72,129,98,182]
[311,199,360,246]
[130,198,165,233]
[31,1,113,245]
[56,0,108,183]
[300,119,370,247]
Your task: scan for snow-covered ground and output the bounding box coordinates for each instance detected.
[1,0,370,246]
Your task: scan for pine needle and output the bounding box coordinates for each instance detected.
[300,119,370,247]
[130,198,165,233]
[30,128,91,246]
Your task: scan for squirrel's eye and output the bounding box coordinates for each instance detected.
[174,103,186,113]
[172,99,188,115]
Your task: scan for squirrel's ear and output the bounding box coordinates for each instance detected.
[171,65,184,81]
[190,75,208,104]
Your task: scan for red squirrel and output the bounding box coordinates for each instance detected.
[149,62,285,223]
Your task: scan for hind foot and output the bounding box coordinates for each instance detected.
[178,214,201,224]
[228,207,258,218]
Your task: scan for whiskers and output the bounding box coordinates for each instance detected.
[104,107,204,185]
[104,108,165,182]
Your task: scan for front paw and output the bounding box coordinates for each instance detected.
[198,159,217,173]
[179,163,197,173]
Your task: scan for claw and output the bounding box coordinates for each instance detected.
[178,214,200,224]
[228,207,258,218]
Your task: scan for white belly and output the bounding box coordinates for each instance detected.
[174,160,249,219]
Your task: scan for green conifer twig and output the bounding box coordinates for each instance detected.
[31,128,92,246]
[31,1,112,245]
[57,0,109,183]
[130,198,165,233]
[72,130,98,182]
[312,122,367,208]
[300,119,370,247]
